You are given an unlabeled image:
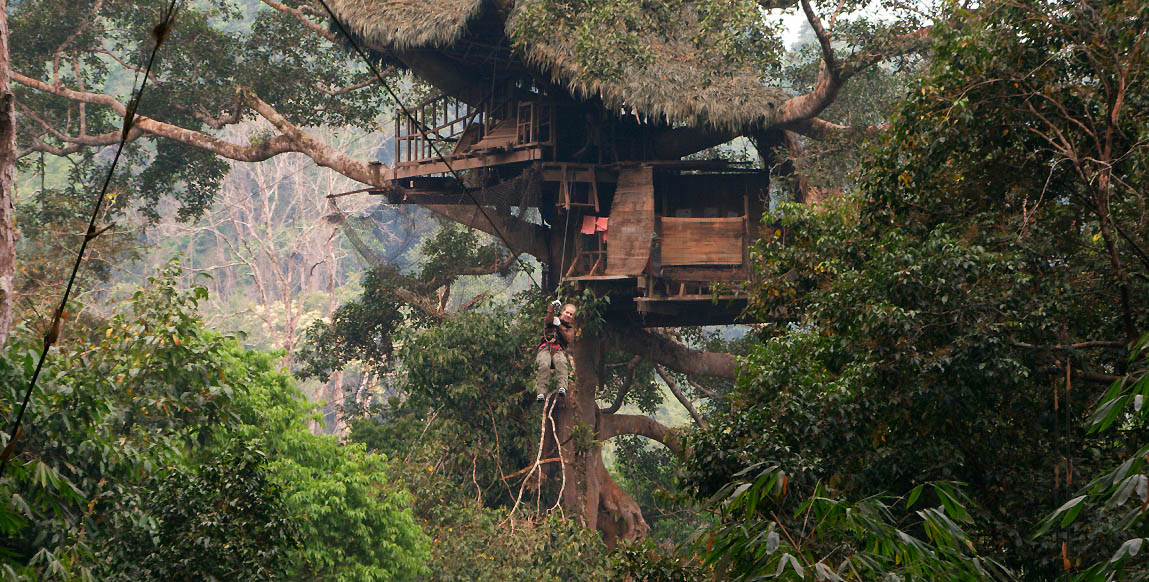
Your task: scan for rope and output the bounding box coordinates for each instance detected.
[558,204,571,286]
[314,0,540,289]
[0,0,180,478]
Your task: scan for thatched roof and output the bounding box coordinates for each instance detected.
[324,0,789,132]
[326,0,487,50]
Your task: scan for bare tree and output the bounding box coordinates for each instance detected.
[151,123,382,366]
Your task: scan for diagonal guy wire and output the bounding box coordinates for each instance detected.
[0,0,182,478]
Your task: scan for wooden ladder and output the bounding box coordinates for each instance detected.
[558,163,599,212]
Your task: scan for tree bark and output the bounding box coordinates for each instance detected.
[0,0,16,348]
[599,411,681,453]
[552,325,652,546]
[610,327,737,379]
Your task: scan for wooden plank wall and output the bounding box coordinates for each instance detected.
[605,166,655,276]
[660,217,744,265]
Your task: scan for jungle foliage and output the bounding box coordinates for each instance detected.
[0,263,429,581]
[3,0,1148,580]
[685,0,1148,579]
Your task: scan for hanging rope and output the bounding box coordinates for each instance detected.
[0,0,181,478]
[501,391,567,525]
[558,204,572,286]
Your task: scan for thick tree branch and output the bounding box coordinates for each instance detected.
[599,413,681,454]
[609,327,736,379]
[656,365,707,428]
[803,0,837,72]
[602,355,642,414]
[246,91,392,186]
[777,9,931,126]
[18,132,139,158]
[14,73,302,162]
[259,0,339,42]
[17,103,145,156]
[776,0,842,125]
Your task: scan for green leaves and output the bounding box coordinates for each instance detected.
[1033,335,1149,581]
[1,261,430,581]
[696,463,1009,581]
[696,3,1148,577]
[11,0,394,223]
[1087,337,1149,435]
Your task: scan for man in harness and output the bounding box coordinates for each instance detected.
[536,299,576,402]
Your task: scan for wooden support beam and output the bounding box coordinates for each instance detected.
[375,190,512,206]
[541,162,618,183]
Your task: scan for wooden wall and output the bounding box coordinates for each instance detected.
[660,217,744,265]
[605,166,654,276]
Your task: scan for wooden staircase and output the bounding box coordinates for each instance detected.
[467,119,517,153]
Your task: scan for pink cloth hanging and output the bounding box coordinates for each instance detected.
[580,215,596,235]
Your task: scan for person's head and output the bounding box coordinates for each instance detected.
[560,303,577,324]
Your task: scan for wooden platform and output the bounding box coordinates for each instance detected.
[393,147,543,179]
[633,294,750,326]
[560,275,753,326]
[564,274,634,281]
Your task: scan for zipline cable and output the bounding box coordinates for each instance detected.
[0,0,181,479]
[313,0,541,289]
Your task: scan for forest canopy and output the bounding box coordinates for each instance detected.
[1,0,1147,580]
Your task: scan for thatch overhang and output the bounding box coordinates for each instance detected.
[324,0,789,134]
[326,0,488,50]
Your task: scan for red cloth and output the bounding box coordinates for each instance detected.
[580,215,596,235]
[595,216,609,231]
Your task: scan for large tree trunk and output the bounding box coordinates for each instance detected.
[0,0,16,348]
[552,325,651,546]
[535,221,735,545]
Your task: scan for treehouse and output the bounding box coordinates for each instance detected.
[331,0,792,326]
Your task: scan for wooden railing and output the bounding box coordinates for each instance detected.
[393,91,553,167]
[394,94,482,165]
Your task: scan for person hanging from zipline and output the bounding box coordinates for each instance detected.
[536,299,576,402]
